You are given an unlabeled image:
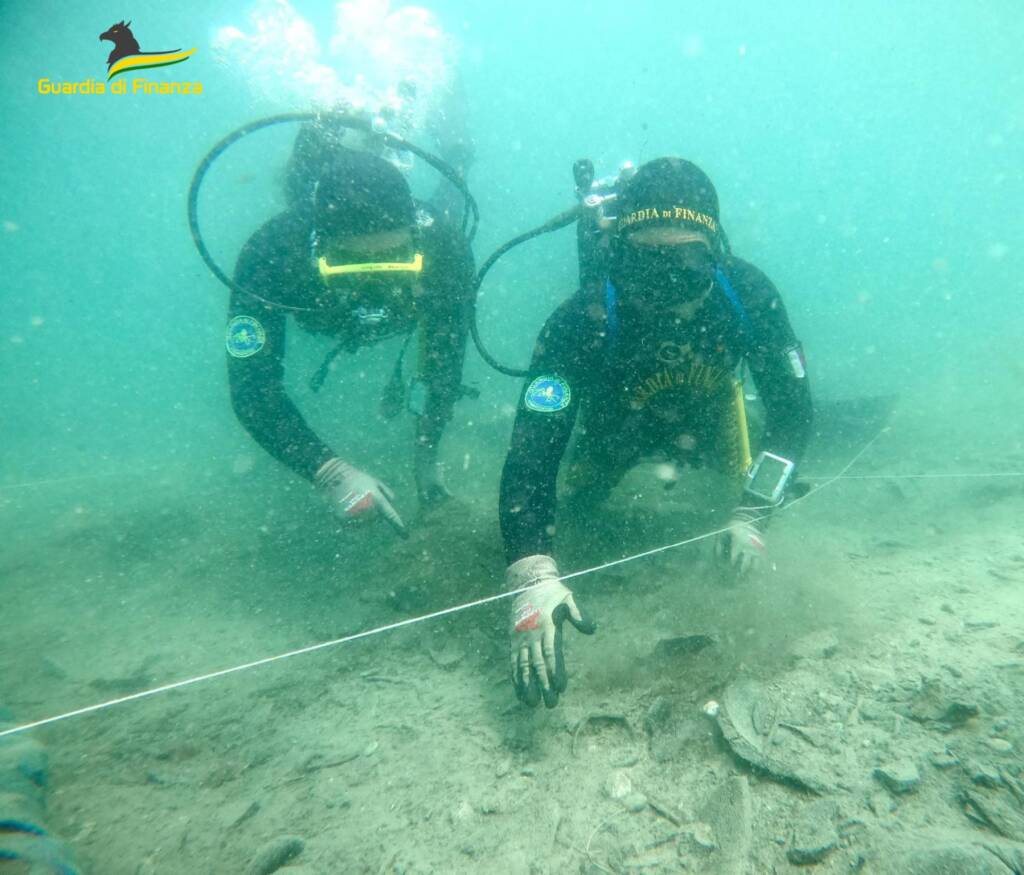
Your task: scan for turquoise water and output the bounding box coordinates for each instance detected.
[2,3,1023,873]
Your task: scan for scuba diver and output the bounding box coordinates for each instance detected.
[496,157,814,707]
[224,114,475,537]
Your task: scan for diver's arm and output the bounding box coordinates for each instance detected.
[499,304,582,563]
[735,263,813,466]
[226,227,336,482]
[226,293,335,481]
[715,262,812,576]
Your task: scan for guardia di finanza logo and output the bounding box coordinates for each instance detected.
[37,20,201,95]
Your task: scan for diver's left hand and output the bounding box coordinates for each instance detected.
[715,509,767,577]
[414,442,451,507]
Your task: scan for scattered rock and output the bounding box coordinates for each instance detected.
[986,738,1014,754]
[889,839,1017,874]
[965,759,1003,788]
[874,760,921,794]
[901,677,978,730]
[787,799,839,865]
[857,699,888,722]
[687,820,717,851]
[929,749,959,770]
[961,787,1024,842]
[604,770,632,800]
[248,835,304,875]
[621,791,648,813]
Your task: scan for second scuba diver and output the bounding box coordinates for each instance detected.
[225,117,475,536]
[497,157,814,707]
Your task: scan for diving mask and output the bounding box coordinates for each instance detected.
[612,238,715,307]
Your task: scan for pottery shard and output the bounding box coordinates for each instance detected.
[698,776,752,874]
[715,679,831,795]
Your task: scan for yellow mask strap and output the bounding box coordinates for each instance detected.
[318,252,423,279]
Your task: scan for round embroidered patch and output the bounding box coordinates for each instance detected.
[225,316,265,358]
[524,375,571,412]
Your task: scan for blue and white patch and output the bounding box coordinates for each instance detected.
[524,375,571,412]
[226,316,266,358]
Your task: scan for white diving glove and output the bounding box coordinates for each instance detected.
[505,555,596,708]
[314,458,407,538]
[714,507,767,577]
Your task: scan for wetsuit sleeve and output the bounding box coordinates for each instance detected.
[226,225,335,482]
[734,261,814,465]
[414,219,475,449]
[499,299,584,563]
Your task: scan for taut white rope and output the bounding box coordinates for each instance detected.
[0,425,904,740]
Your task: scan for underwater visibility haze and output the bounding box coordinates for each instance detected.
[2,1,1023,872]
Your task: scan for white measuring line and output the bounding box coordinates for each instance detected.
[0,517,743,740]
[803,472,1024,481]
[0,425,954,741]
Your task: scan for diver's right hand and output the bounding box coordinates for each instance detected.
[505,555,596,708]
[315,458,407,538]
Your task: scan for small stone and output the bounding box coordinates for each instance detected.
[985,738,1013,754]
[248,835,304,875]
[869,791,896,815]
[965,759,1002,787]
[940,603,955,614]
[604,770,632,800]
[621,791,648,813]
[928,750,959,770]
[689,821,717,850]
[874,760,920,794]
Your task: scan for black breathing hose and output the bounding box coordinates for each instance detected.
[187,112,479,312]
[468,205,581,377]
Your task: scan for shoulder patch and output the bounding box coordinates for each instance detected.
[226,316,266,358]
[524,375,571,412]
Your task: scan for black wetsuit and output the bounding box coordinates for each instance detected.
[226,204,474,480]
[499,256,813,562]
